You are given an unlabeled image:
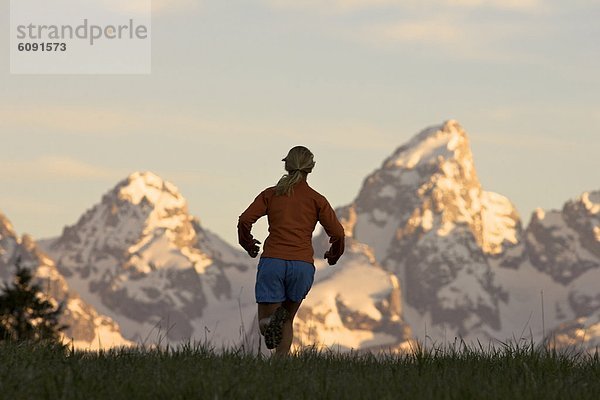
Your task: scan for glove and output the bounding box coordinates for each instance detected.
[324,250,338,266]
[247,239,261,258]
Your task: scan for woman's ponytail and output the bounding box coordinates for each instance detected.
[275,146,316,196]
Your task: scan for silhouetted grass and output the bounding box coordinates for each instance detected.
[0,339,599,399]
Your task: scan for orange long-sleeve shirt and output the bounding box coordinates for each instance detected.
[237,179,345,264]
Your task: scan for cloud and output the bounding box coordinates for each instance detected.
[0,156,127,182]
[97,0,199,15]
[0,104,142,136]
[447,0,540,10]
[364,18,461,45]
[471,132,577,152]
[0,102,283,138]
[355,14,536,63]
[265,0,541,12]
[263,0,545,63]
[0,196,63,215]
[281,120,395,150]
[0,102,395,151]
[265,0,399,12]
[0,103,258,139]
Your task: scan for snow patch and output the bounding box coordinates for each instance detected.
[582,192,600,214]
[422,209,433,231]
[118,171,186,211]
[307,259,389,321]
[372,208,390,223]
[392,133,453,169]
[378,185,396,198]
[480,191,519,254]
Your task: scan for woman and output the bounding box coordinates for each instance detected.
[237,146,345,355]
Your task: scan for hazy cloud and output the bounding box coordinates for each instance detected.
[447,0,540,10]
[0,104,142,136]
[264,0,541,12]
[0,196,64,216]
[263,0,547,63]
[364,18,462,45]
[354,10,543,63]
[97,0,199,15]
[0,102,394,151]
[265,0,399,12]
[0,156,127,182]
[472,133,577,151]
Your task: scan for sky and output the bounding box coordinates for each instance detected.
[0,0,599,247]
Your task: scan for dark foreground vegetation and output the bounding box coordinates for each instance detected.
[0,340,599,399]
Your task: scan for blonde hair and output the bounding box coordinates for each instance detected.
[275,146,316,196]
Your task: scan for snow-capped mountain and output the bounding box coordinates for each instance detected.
[41,172,259,347]
[526,192,600,285]
[497,190,600,349]
[327,120,600,348]
[477,190,600,350]
[0,212,131,349]
[331,120,520,340]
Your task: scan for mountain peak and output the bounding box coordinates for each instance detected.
[339,120,518,261]
[383,119,469,170]
[526,189,600,284]
[47,171,194,268]
[414,119,464,142]
[115,171,185,210]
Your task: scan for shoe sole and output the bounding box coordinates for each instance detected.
[264,307,288,350]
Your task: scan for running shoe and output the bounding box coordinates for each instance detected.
[264,306,288,350]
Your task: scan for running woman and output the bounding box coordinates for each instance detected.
[237,146,345,355]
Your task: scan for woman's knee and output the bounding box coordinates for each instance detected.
[257,302,282,320]
[282,300,302,318]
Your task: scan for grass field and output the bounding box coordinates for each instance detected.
[0,340,599,399]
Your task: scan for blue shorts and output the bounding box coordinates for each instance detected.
[255,257,316,303]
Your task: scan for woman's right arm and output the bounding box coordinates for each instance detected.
[237,190,268,257]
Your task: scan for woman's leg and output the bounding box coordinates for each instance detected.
[257,302,281,334]
[258,303,281,336]
[275,300,302,356]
